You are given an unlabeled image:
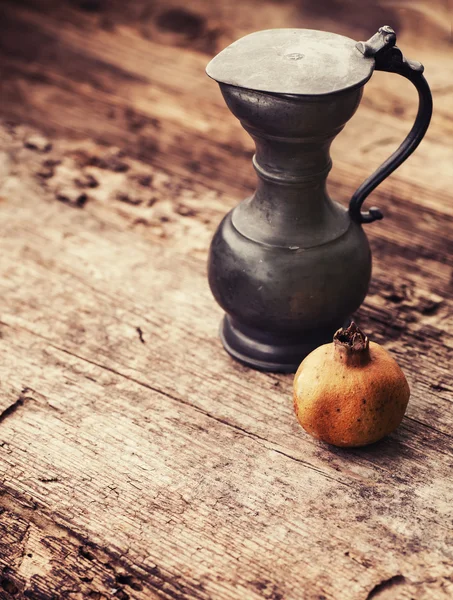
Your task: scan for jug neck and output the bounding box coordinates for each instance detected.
[232,127,351,248]
[250,127,339,185]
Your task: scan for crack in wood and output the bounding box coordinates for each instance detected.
[136,326,146,344]
[0,381,62,422]
[0,395,29,426]
[406,416,453,441]
[365,574,406,599]
[268,446,352,487]
[16,521,32,572]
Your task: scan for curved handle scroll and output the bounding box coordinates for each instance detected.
[349,26,433,224]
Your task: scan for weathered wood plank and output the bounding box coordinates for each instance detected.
[0,0,452,598]
[0,123,452,599]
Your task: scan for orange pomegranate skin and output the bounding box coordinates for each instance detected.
[293,327,410,448]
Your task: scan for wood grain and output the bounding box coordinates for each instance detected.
[0,1,452,599]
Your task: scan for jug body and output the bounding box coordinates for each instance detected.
[209,211,371,372]
[208,85,371,372]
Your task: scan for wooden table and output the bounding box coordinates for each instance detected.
[0,1,452,599]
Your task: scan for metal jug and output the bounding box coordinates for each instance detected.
[206,26,432,372]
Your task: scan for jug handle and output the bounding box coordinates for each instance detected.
[349,26,433,224]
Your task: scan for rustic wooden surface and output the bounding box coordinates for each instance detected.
[0,1,452,599]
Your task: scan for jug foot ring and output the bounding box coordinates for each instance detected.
[219,316,349,374]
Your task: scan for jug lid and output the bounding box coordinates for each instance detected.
[206,29,375,96]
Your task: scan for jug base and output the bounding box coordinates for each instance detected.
[220,316,350,373]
